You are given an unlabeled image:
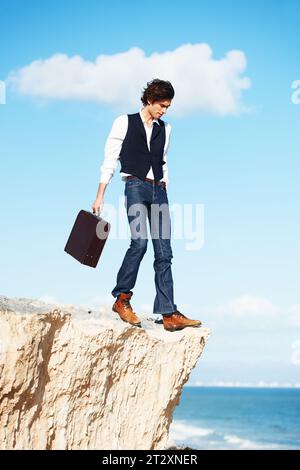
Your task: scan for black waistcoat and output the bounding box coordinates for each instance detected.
[119,112,166,181]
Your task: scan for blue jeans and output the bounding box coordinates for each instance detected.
[111,178,177,315]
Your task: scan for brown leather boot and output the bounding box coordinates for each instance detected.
[112,292,141,327]
[163,310,202,332]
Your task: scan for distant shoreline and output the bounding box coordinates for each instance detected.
[186,384,300,389]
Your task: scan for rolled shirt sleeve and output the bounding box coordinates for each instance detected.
[100,115,128,184]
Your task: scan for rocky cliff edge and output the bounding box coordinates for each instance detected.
[0,295,211,450]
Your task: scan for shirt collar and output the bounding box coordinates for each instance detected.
[139,108,160,125]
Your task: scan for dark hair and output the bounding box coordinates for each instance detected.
[141,79,175,106]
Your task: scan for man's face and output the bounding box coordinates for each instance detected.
[147,99,172,119]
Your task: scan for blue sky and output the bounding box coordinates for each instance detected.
[1,0,300,385]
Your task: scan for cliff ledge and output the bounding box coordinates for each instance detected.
[0,295,211,450]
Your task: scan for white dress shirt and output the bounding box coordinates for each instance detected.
[100,109,171,188]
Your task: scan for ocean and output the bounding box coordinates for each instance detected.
[169,386,300,450]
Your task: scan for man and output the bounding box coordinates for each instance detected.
[92,79,201,331]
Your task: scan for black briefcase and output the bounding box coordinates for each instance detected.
[64,210,110,268]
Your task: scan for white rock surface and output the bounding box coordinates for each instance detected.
[0,295,211,450]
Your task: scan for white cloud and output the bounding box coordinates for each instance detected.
[6,43,251,116]
[217,295,278,317]
[203,296,300,332]
[288,304,300,327]
[82,294,113,311]
[38,295,61,304]
[291,340,300,365]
